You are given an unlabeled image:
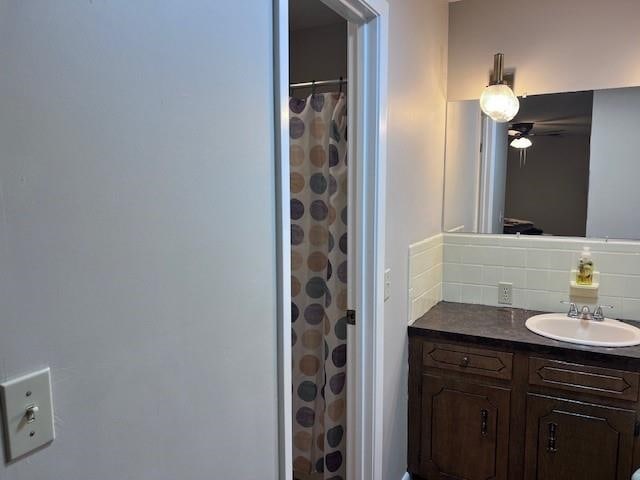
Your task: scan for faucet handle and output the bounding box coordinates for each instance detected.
[593,304,614,321]
[560,300,579,318]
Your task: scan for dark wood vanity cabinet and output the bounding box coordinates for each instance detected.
[408,337,640,480]
[524,394,636,480]
[420,374,511,479]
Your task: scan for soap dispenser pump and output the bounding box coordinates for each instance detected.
[576,247,594,285]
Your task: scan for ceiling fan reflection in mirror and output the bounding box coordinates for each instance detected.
[508,122,566,167]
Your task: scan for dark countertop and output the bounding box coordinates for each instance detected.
[409,302,640,368]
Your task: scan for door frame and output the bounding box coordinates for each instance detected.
[273,1,389,479]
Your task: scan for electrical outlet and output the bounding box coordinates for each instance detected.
[498,282,513,305]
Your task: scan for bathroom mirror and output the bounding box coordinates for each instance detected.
[443,86,640,241]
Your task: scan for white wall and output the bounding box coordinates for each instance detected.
[0,2,278,479]
[443,101,481,233]
[448,0,640,100]
[383,1,449,479]
[290,23,347,87]
[588,87,640,240]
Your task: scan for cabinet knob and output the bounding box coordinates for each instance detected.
[460,356,470,367]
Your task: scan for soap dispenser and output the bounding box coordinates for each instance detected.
[576,247,594,285]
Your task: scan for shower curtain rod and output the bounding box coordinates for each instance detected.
[289,78,348,89]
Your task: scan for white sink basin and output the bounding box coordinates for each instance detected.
[525,313,640,347]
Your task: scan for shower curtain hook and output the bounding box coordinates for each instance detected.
[339,77,343,95]
[311,80,317,96]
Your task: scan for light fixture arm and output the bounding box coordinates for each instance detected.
[491,53,505,85]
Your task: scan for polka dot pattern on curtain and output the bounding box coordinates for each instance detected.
[290,92,348,480]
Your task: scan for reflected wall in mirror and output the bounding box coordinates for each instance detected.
[443,86,640,241]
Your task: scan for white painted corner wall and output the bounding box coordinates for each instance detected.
[382,1,449,480]
[448,0,640,100]
[0,2,279,479]
[442,234,640,321]
[408,234,443,323]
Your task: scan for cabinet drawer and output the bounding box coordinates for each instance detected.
[528,357,640,402]
[422,342,513,380]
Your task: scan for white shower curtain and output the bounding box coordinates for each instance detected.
[290,91,348,480]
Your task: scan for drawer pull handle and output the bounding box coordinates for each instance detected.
[460,356,470,367]
[480,409,488,436]
[547,422,558,453]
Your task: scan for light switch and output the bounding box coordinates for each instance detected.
[384,268,391,301]
[0,368,55,461]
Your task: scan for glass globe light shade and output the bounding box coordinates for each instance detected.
[510,137,532,149]
[480,84,520,123]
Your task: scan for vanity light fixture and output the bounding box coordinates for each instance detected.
[479,53,520,123]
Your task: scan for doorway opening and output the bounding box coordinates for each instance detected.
[289,1,349,479]
[274,1,389,479]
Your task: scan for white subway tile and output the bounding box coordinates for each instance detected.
[499,235,529,248]
[512,288,526,309]
[599,242,640,254]
[443,244,463,263]
[444,233,478,245]
[443,283,462,302]
[548,291,568,311]
[482,246,505,266]
[526,249,550,269]
[411,272,430,297]
[502,267,526,288]
[459,265,484,285]
[526,290,550,312]
[547,270,570,293]
[622,275,640,298]
[597,296,623,317]
[410,247,440,279]
[526,269,550,291]
[461,284,483,304]
[502,248,527,267]
[431,264,444,287]
[482,266,503,286]
[409,233,443,256]
[597,252,640,276]
[460,246,486,264]
[599,274,630,297]
[482,286,499,307]
[444,263,462,283]
[547,250,576,271]
[410,248,434,278]
[622,298,640,322]
[460,234,501,246]
[441,235,640,313]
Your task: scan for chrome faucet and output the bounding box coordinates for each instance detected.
[562,301,614,321]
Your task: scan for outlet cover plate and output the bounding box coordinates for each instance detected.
[0,368,55,461]
[498,282,513,305]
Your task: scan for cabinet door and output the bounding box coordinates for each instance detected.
[420,374,511,480]
[524,394,636,480]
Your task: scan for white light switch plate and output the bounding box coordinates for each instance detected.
[0,368,55,461]
[384,269,391,301]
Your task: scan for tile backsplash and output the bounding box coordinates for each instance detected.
[408,233,443,323]
[442,234,640,321]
